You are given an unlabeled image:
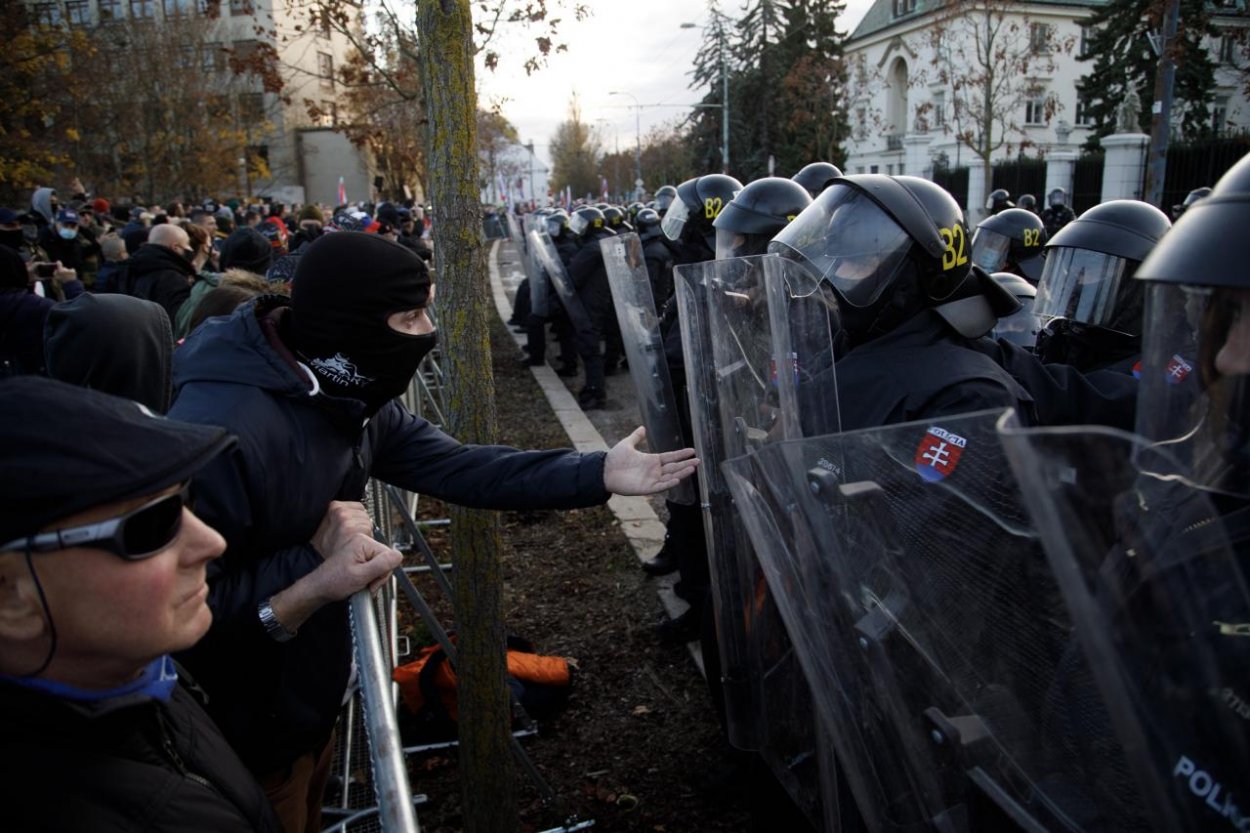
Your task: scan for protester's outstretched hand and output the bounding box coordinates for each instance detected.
[604,427,699,496]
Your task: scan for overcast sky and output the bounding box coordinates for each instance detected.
[475,0,876,173]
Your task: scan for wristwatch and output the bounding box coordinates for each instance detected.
[258,597,297,643]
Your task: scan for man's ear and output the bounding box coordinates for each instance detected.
[0,552,51,642]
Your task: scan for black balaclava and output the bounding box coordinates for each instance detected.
[289,232,435,415]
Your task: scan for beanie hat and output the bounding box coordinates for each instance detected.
[0,377,234,547]
[299,204,324,224]
[219,227,273,275]
[91,198,111,215]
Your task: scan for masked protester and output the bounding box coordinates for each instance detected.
[167,231,697,830]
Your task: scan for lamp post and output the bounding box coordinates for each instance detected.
[609,91,643,201]
[681,15,729,174]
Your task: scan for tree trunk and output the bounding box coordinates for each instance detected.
[416,2,517,832]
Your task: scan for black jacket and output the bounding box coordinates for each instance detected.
[0,677,281,832]
[642,235,676,311]
[569,230,616,312]
[0,288,55,376]
[123,244,196,324]
[169,297,611,773]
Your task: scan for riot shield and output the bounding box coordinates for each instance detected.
[1000,415,1250,833]
[523,224,549,319]
[528,229,592,336]
[506,211,524,249]
[601,233,693,505]
[676,256,832,826]
[728,409,1158,832]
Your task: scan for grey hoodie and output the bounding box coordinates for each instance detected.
[31,187,56,224]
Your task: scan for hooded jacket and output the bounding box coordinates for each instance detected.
[31,187,56,226]
[169,296,610,773]
[0,676,282,833]
[44,293,173,412]
[124,243,196,324]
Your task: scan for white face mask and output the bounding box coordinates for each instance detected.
[58,226,78,240]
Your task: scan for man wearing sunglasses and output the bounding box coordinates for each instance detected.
[169,231,698,831]
[0,377,281,832]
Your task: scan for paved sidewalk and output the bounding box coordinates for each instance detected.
[488,238,701,670]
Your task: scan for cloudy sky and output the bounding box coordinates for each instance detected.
[475,0,876,173]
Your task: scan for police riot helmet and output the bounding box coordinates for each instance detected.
[545,210,570,240]
[1018,193,1038,212]
[1133,153,1250,497]
[972,208,1049,283]
[1171,186,1211,221]
[791,162,844,199]
[985,188,1014,214]
[1048,187,1068,207]
[635,207,662,241]
[602,205,631,232]
[712,177,812,260]
[653,185,678,215]
[1035,200,1170,338]
[770,174,973,308]
[627,202,645,222]
[594,202,610,212]
[989,271,1042,349]
[661,174,743,252]
[569,206,607,238]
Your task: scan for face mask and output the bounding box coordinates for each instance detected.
[58,227,78,240]
[302,326,437,414]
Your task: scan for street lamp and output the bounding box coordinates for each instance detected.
[609,91,643,201]
[680,18,729,174]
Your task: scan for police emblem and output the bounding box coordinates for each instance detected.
[914,426,968,482]
[1165,354,1193,385]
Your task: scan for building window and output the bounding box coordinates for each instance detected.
[870,164,880,174]
[1025,91,1048,126]
[1075,92,1095,126]
[130,0,155,18]
[1213,98,1230,134]
[31,2,62,25]
[1220,35,1237,65]
[202,42,226,72]
[163,0,198,15]
[932,91,946,128]
[239,92,265,123]
[855,106,867,140]
[319,100,337,126]
[1077,25,1090,58]
[100,0,124,20]
[317,51,335,89]
[892,0,916,17]
[230,0,252,15]
[319,9,333,38]
[1030,22,1053,54]
[66,1,91,24]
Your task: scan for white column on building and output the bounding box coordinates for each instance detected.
[1099,133,1150,202]
[967,157,988,225]
[903,133,933,179]
[1045,150,1078,199]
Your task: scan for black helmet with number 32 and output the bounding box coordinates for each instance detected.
[661,174,743,254]
[712,176,812,260]
[972,208,1049,283]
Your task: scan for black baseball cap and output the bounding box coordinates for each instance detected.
[0,377,235,546]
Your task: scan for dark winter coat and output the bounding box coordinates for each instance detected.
[0,677,282,833]
[168,296,611,774]
[0,288,55,376]
[123,243,196,324]
[569,229,616,313]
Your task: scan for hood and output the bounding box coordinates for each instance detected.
[45,294,174,413]
[173,295,317,400]
[219,227,273,276]
[31,188,56,224]
[128,242,196,279]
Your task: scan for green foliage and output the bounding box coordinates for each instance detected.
[1078,0,1218,150]
[548,96,602,197]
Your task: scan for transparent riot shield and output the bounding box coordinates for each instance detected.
[523,225,549,319]
[676,256,835,827]
[728,409,1160,832]
[1000,415,1250,833]
[528,229,592,336]
[506,212,524,248]
[601,233,693,505]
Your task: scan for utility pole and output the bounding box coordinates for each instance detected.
[1144,0,1180,207]
[719,19,729,174]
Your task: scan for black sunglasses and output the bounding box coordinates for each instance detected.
[0,484,191,560]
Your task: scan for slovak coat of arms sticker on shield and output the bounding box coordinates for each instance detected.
[913,426,968,482]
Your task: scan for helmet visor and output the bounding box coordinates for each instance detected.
[661,197,691,242]
[1035,247,1141,333]
[991,296,1043,349]
[1136,283,1250,498]
[569,212,591,238]
[971,227,1012,273]
[768,184,914,308]
[655,190,676,213]
[716,228,772,261]
[545,217,564,238]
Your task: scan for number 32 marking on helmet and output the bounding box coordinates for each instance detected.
[1022,228,1041,247]
[939,225,969,271]
[704,197,723,219]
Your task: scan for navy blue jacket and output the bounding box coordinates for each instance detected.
[169,297,609,773]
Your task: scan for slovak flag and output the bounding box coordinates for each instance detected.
[337,176,346,205]
[913,426,968,483]
[1166,354,1193,385]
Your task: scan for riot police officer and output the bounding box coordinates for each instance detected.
[986,187,1014,215]
[1041,187,1076,236]
[603,205,632,234]
[662,174,744,265]
[1033,199,1171,373]
[1170,185,1211,221]
[636,208,676,312]
[712,177,812,261]
[971,207,1048,283]
[1018,193,1038,214]
[770,174,1033,429]
[653,185,678,218]
[989,272,1042,350]
[567,206,617,408]
[790,162,843,200]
